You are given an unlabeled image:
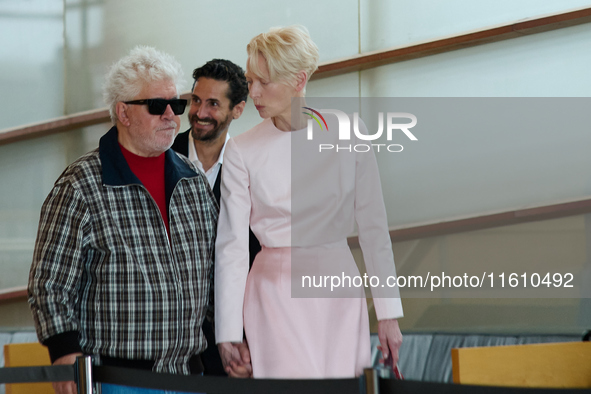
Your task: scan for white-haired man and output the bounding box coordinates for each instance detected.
[28,46,218,394]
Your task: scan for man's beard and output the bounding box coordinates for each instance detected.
[190,114,231,142]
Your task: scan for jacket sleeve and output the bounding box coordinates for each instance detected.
[214,138,251,343]
[28,182,90,361]
[353,125,404,321]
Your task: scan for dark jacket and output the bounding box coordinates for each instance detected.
[29,126,218,375]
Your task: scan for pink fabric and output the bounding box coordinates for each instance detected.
[215,117,403,378]
[244,245,371,378]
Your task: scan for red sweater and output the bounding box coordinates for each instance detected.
[120,144,169,235]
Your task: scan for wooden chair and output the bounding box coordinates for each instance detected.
[452,341,591,388]
[3,342,54,394]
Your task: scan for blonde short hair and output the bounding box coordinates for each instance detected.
[246,25,319,87]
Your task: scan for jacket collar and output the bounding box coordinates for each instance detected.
[99,126,199,192]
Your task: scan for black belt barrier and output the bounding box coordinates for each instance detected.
[1,357,591,394]
[95,365,360,394]
[0,364,74,383]
[380,380,591,394]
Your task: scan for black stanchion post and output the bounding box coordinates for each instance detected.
[75,355,94,394]
[363,368,379,394]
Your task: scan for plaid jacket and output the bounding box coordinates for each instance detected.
[28,127,218,375]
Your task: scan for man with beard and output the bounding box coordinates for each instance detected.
[29,46,218,394]
[172,59,260,377]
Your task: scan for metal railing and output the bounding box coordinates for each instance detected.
[2,6,591,146]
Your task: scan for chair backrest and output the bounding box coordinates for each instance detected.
[3,342,54,394]
[452,341,591,388]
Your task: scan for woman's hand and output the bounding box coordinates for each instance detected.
[377,318,403,369]
[218,341,252,378]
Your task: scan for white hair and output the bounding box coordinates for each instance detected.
[103,45,185,124]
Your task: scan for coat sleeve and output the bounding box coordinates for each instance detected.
[353,127,404,321]
[214,138,251,343]
[28,182,90,361]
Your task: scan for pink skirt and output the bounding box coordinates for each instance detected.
[243,242,371,378]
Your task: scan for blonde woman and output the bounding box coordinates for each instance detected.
[215,26,403,378]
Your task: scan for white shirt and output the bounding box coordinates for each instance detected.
[188,132,230,188]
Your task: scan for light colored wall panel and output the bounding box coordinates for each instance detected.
[358,24,591,227]
[353,215,590,333]
[64,0,359,116]
[0,0,64,130]
[360,0,591,52]
[0,132,91,289]
[360,22,591,98]
[308,72,360,98]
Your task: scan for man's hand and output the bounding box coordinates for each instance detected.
[51,353,83,394]
[377,318,403,369]
[218,341,252,378]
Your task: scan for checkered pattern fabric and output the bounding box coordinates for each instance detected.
[28,127,218,375]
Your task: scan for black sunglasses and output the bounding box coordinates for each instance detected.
[124,98,188,115]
